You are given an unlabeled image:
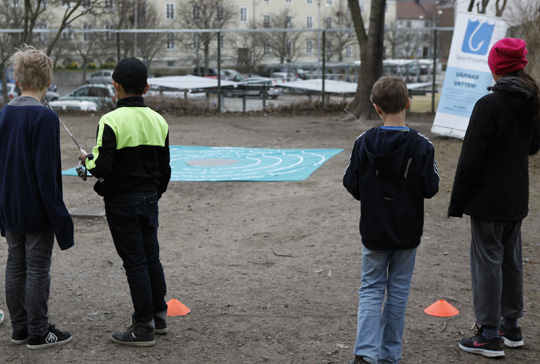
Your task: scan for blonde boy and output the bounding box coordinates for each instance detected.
[0,45,74,349]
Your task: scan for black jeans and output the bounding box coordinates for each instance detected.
[105,191,167,323]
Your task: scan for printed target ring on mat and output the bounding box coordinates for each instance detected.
[185,158,239,167]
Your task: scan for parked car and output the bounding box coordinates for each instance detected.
[257,65,307,80]
[85,70,113,84]
[222,69,241,81]
[0,82,59,103]
[45,85,60,102]
[192,67,224,79]
[146,84,206,99]
[49,84,116,112]
[224,77,282,99]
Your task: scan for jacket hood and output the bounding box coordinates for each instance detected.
[490,77,535,116]
[363,127,418,179]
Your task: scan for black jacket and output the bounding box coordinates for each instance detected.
[448,77,540,221]
[344,127,440,251]
[86,97,171,198]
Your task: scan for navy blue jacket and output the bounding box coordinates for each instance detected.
[0,99,74,250]
[448,77,540,221]
[343,126,439,251]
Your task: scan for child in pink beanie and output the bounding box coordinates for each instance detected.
[449,38,540,358]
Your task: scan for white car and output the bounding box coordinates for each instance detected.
[49,84,116,112]
[85,70,113,84]
[146,85,206,99]
[0,82,60,103]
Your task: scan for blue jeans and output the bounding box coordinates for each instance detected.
[5,230,54,337]
[354,247,417,364]
[105,191,167,324]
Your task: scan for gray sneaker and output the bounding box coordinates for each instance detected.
[111,320,155,347]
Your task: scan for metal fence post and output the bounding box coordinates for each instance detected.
[217,31,222,113]
[431,28,437,114]
[322,30,326,110]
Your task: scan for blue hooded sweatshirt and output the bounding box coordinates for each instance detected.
[343,126,439,251]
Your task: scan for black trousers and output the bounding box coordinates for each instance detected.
[105,191,168,323]
[470,216,523,327]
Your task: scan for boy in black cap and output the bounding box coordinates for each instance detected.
[79,57,171,347]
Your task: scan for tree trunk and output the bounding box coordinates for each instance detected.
[347,0,386,121]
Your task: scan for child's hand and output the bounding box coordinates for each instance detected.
[78,150,88,166]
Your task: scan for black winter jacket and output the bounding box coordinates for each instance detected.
[343,127,440,251]
[448,77,540,221]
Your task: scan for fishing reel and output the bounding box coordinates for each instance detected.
[75,161,88,181]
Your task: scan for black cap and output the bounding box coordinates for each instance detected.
[112,57,147,90]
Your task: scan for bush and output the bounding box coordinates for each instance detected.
[100,62,116,69]
[87,62,97,69]
[65,62,79,70]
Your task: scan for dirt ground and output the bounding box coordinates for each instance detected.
[1,112,540,364]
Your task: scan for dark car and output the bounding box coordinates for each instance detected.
[224,77,282,99]
[192,67,224,79]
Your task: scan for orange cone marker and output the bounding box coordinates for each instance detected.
[167,299,191,316]
[424,299,459,317]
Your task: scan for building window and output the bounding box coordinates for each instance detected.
[193,5,200,19]
[193,34,201,50]
[240,6,247,23]
[83,23,92,42]
[264,42,270,55]
[104,0,113,10]
[166,33,175,49]
[306,16,312,29]
[82,0,91,8]
[307,0,312,4]
[263,14,270,28]
[166,3,174,20]
[217,6,224,21]
[286,15,292,28]
[306,40,313,54]
[326,0,332,4]
[326,17,332,28]
[286,0,292,3]
[346,45,352,58]
[105,23,114,41]
[61,25,73,41]
[36,23,49,42]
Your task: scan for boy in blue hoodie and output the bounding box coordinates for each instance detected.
[343,76,439,364]
[0,45,74,349]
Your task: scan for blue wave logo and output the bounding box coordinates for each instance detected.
[461,20,495,55]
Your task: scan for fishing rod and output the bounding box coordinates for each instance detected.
[343,108,369,131]
[42,98,101,182]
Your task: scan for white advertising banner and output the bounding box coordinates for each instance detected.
[431,12,507,138]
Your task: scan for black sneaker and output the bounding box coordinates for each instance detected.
[154,319,167,335]
[500,326,524,348]
[111,321,155,347]
[349,356,371,364]
[12,331,29,345]
[459,326,504,358]
[27,325,73,350]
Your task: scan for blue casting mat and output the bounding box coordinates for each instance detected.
[62,146,343,182]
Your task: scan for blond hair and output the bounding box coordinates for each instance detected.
[10,45,53,91]
[370,75,409,114]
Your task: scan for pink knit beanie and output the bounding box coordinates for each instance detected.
[488,38,528,75]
